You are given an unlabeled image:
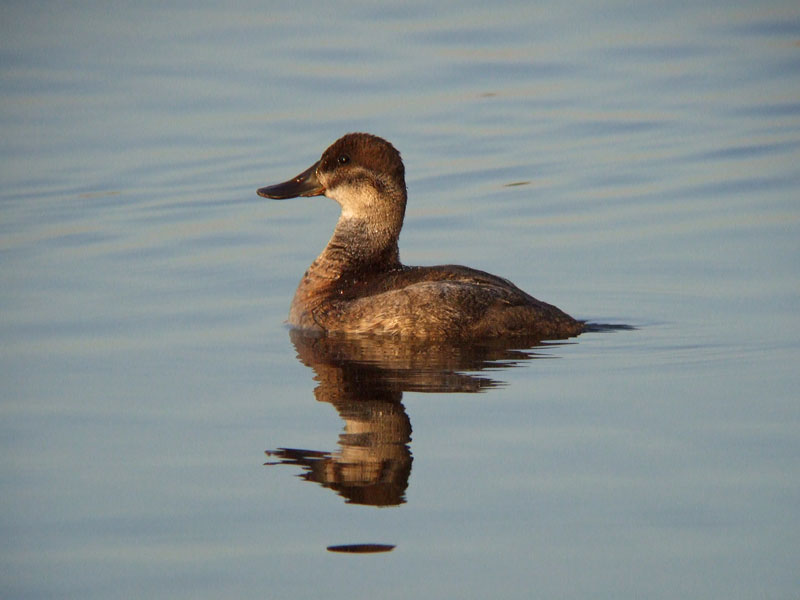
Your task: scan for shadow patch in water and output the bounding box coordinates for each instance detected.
[582,322,637,333]
[327,544,396,554]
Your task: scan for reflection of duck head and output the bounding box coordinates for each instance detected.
[266,329,564,506]
[266,331,415,506]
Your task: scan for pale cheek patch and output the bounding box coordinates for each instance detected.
[328,183,381,220]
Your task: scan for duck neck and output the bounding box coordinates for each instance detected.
[310,214,403,281]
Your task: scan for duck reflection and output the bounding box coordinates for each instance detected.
[265,329,563,506]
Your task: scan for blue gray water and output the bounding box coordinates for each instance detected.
[1,1,799,598]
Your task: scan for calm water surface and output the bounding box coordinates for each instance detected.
[1,1,799,598]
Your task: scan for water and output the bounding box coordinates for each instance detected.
[2,1,799,598]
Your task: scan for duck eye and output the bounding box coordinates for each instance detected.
[337,154,350,165]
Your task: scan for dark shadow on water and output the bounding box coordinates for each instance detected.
[327,543,396,554]
[265,329,575,507]
[582,322,637,333]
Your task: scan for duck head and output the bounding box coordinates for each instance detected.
[257,133,407,221]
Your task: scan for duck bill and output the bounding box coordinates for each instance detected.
[257,161,324,199]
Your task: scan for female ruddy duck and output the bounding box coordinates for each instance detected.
[257,133,583,340]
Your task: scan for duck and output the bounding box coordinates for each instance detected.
[257,133,584,340]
